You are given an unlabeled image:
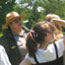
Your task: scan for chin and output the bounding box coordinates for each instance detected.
[17,29,21,33]
[19,29,21,32]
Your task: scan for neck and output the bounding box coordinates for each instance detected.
[12,30,21,35]
[40,42,49,49]
[15,31,21,35]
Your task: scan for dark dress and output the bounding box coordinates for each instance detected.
[33,43,63,65]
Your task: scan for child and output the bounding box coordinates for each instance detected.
[45,14,65,65]
[20,22,65,65]
[45,14,64,41]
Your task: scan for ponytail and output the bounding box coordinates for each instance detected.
[26,22,55,57]
[26,31,38,57]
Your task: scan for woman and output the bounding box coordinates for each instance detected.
[20,22,65,65]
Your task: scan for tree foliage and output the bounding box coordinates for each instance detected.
[14,0,65,29]
[0,0,16,32]
[1,0,65,31]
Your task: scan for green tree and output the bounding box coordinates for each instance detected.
[0,0,16,32]
[14,0,65,29]
[2,0,65,29]
[38,0,65,18]
[14,0,41,29]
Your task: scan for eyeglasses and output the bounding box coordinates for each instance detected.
[10,19,22,24]
[14,19,22,23]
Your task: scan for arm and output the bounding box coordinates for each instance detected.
[62,35,65,46]
[19,58,32,65]
[52,19,65,27]
[0,45,11,65]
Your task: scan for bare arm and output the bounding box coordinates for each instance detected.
[19,58,32,65]
[52,19,65,27]
[62,35,65,46]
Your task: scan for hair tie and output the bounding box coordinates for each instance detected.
[30,30,38,38]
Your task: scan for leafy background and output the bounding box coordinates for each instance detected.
[0,0,65,37]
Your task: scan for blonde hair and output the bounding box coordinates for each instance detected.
[45,14,63,41]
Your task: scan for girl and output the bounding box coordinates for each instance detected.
[20,22,65,65]
[45,14,65,65]
[45,14,65,41]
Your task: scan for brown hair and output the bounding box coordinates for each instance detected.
[45,14,63,41]
[26,22,56,57]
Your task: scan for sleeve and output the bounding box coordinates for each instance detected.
[55,39,64,57]
[0,45,11,65]
[25,53,36,64]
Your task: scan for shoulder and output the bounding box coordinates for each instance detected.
[0,33,10,51]
[0,45,5,53]
[0,33,9,44]
[48,39,64,50]
[47,39,64,57]
[55,39,64,50]
[25,53,36,64]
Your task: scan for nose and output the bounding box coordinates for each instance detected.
[18,21,22,25]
